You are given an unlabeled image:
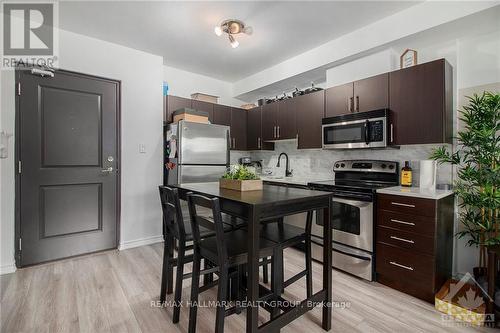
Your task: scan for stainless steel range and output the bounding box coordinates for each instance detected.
[308,160,399,281]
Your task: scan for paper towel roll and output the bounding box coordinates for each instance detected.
[419,160,436,189]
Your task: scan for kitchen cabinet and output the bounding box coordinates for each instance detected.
[389,59,453,145]
[164,95,191,123]
[277,98,297,140]
[376,193,454,303]
[261,98,297,141]
[192,100,214,123]
[261,102,278,141]
[213,104,231,126]
[325,83,353,117]
[230,107,247,150]
[247,107,274,150]
[296,90,324,149]
[325,73,388,117]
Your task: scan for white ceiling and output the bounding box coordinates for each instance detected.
[59,1,420,82]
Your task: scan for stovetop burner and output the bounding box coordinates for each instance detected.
[308,159,400,193]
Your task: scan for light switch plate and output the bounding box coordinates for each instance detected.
[139,144,146,153]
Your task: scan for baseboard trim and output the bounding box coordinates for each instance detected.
[0,263,17,275]
[118,235,163,251]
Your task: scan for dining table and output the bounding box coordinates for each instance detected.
[171,182,333,333]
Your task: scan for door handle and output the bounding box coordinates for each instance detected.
[258,137,261,149]
[233,138,236,149]
[390,123,394,143]
[389,261,414,271]
[101,167,113,173]
[278,126,280,138]
[348,97,353,112]
[390,236,414,244]
[356,96,359,112]
[391,202,416,208]
[390,218,415,226]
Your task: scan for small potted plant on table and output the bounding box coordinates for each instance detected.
[220,165,263,191]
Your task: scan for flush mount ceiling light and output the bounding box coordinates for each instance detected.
[214,19,252,48]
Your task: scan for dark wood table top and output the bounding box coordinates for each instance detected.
[171,182,332,207]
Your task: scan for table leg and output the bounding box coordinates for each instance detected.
[322,201,332,331]
[247,206,260,333]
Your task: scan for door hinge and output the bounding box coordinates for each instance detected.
[18,161,22,174]
[19,238,22,251]
[17,82,21,96]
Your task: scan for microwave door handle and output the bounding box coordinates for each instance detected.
[364,120,370,145]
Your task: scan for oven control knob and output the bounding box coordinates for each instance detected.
[381,164,387,169]
[389,164,395,169]
[340,163,345,168]
[335,163,340,168]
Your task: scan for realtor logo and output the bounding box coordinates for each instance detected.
[1,1,58,69]
[3,3,53,55]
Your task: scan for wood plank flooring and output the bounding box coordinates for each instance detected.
[0,243,494,333]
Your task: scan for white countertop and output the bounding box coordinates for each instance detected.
[377,186,454,200]
[260,176,329,186]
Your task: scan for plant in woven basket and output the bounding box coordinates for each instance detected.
[431,92,500,270]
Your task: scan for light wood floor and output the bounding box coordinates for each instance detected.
[0,243,494,333]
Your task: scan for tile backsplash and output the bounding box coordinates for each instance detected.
[231,140,454,185]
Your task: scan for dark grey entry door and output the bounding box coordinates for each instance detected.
[17,69,120,266]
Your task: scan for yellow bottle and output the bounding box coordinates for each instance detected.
[401,161,412,187]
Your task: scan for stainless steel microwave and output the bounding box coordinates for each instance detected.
[322,109,391,149]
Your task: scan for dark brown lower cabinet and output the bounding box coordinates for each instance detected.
[296,90,324,149]
[376,193,454,303]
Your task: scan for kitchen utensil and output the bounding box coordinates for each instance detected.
[304,82,323,94]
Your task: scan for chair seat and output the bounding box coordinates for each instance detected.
[199,229,277,266]
[260,223,305,245]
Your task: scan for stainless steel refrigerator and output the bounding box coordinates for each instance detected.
[165,121,230,184]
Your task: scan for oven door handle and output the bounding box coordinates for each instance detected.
[332,197,372,208]
[311,238,372,261]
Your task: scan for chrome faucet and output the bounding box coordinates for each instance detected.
[276,152,293,177]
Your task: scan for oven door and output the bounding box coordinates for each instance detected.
[322,117,387,149]
[314,196,373,252]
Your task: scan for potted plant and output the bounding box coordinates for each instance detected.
[220,165,263,191]
[431,92,500,278]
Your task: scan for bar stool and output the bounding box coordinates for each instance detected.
[260,212,314,297]
[187,193,281,333]
[158,186,235,323]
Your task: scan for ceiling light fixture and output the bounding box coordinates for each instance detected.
[214,19,252,48]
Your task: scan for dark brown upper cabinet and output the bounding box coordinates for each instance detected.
[325,83,353,117]
[164,95,191,123]
[389,59,453,145]
[261,102,278,141]
[353,73,389,113]
[192,100,214,123]
[247,107,274,151]
[230,107,247,150]
[325,73,388,117]
[296,90,325,149]
[213,104,231,126]
[277,98,297,140]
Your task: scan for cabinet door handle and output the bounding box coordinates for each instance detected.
[390,123,394,143]
[273,126,276,138]
[258,137,261,149]
[390,236,414,244]
[391,202,416,208]
[348,97,354,112]
[278,126,280,138]
[389,261,414,271]
[390,218,415,226]
[356,96,359,112]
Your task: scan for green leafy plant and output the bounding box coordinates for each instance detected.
[430,92,500,268]
[221,165,259,180]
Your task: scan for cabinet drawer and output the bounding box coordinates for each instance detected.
[377,226,434,255]
[378,194,435,217]
[378,209,435,237]
[376,243,434,278]
[376,271,435,303]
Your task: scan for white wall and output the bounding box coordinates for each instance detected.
[163,65,245,107]
[0,29,164,272]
